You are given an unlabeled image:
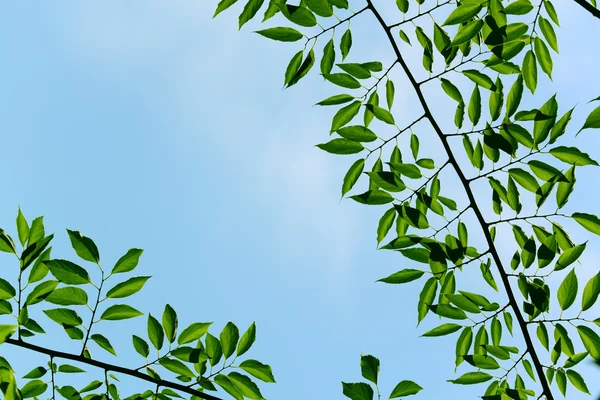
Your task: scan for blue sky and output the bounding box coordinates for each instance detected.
[0,1,599,399]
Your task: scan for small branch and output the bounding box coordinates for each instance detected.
[418,51,489,86]
[472,304,510,327]
[528,317,594,325]
[306,6,369,41]
[447,250,491,272]
[388,1,452,28]
[400,160,450,203]
[573,0,600,19]
[367,114,427,156]
[82,268,106,355]
[486,213,568,227]
[4,338,223,400]
[469,148,543,182]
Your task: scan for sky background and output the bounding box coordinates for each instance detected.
[0,1,599,399]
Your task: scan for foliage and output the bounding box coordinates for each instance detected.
[213,0,600,399]
[0,210,275,400]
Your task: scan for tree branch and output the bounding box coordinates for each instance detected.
[573,0,600,19]
[4,338,223,400]
[364,2,555,398]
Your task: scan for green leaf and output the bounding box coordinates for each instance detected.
[316,94,353,107]
[323,72,361,89]
[289,48,315,87]
[20,380,48,398]
[255,27,303,42]
[306,0,333,17]
[537,323,549,350]
[45,287,88,306]
[557,269,578,311]
[0,279,16,301]
[503,77,522,119]
[441,78,462,102]
[220,321,239,359]
[566,370,590,394]
[578,104,600,134]
[105,276,150,299]
[320,39,336,75]
[337,63,371,79]
[522,50,537,93]
[443,3,483,25]
[451,19,484,47]
[341,159,365,197]
[550,108,574,144]
[577,325,600,361]
[100,304,143,320]
[16,208,29,247]
[239,359,276,383]
[341,382,373,400]
[351,190,394,205]
[389,380,423,398]
[213,0,239,17]
[468,85,481,125]
[448,372,492,385]
[572,212,600,235]
[417,278,437,323]
[386,79,395,109]
[43,308,83,326]
[214,375,243,400]
[24,280,58,305]
[227,372,263,399]
[111,248,143,274]
[23,366,47,379]
[365,104,395,125]
[555,243,585,271]
[534,37,552,79]
[378,269,424,284]
[340,28,352,61]
[462,70,496,91]
[27,216,45,246]
[508,168,539,193]
[550,146,599,166]
[504,0,534,14]
[162,304,178,344]
[0,325,16,344]
[463,354,500,370]
[539,17,558,52]
[582,273,600,311]
[46,259,90,285]
[376,208,396,245]
[147,314,164,350]
[284,50,305,87]
[159,358,195,378]
[317,139,363,155]
[422,323,462,337]
[0,230,17,254]
[132,335,150,358]
[359,354,379,385]
[389,162,422,179]
[337,126,377,142]
[239,0,265,29]
[237,322,256,356]
[330,101,362,132]
[178,322,212,345]
[66,230,100,263]
[207,332,223,365]
[91,333,116,356]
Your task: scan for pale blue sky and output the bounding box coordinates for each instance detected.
[0,1,599,399]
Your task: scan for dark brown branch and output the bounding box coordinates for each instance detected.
[573,0,600,19]
[4,338,223,400]
[364,2,555,398]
